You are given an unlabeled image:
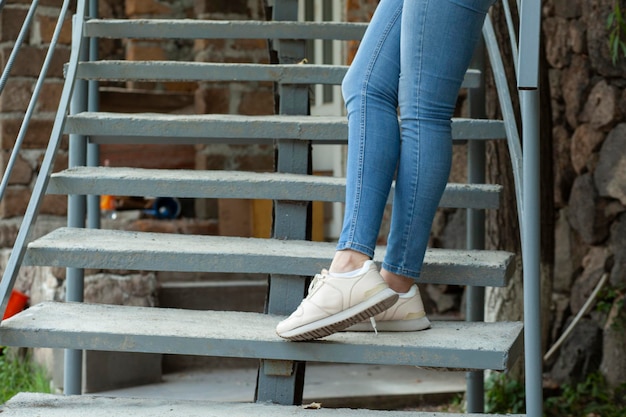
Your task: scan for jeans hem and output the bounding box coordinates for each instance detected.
[335,242,375,260]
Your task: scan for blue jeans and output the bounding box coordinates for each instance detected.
[337,0,494,280]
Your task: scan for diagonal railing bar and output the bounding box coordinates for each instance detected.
[0,0,87,320]
[482,16,524,222]
[502,0,519,75]
[0,0,73,202]
[0,0,39,94]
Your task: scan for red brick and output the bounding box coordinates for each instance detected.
[36,13,72,45]
[100,144,195,169]
[194,87,230,114]
[0,186,30,218]
[195,151,227,170]
[194,39,226,53]
[232,39,268,52]
[125,41,167,61]
[163,81,198,93]
[126,0,172,16]
[0,220,20,247]
[195,0,250,16]
[218,199,251,237]
[238,88,275,115]
[0,150,33,185]
[0,118,54,150]
[37,81,64,113]
[0,78,33,112]
[233,152,274,172]
[37,150,67,174]
[0,6,28,42]
[0,45,70,78]
[40,194,67,216]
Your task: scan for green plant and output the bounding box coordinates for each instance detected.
[0,347,51,403]
[484,372,526,414]
[608,1,626,65]
[545,372,626,417]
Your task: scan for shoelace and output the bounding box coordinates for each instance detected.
[307,271,328,295]
[369,317,378,335]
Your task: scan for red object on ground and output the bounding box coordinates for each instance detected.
[3,290,29,319]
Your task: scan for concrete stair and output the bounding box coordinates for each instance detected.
[0,393,524,417]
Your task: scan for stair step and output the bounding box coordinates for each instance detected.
[24,228,515,287]
[1,393,525,417]
[47,167,501,210]
[65,113,506,145]
[0,302,523,371]
[75,61,481,89]
[85,19,369,40]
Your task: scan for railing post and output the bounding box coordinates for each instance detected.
[518,0,543,416]
[465,38,486,414]
[521,87,543,417]
[64,3,89,395]
[255,0,308,405]
[87,0,100,230]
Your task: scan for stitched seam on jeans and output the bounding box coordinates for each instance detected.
[399,0,429,273]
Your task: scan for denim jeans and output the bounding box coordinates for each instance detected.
[336,0,495,280]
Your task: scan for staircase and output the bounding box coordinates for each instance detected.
[0,0,542,416]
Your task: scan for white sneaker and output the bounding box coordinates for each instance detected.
[345,284,431,332]
[276,261,399,341]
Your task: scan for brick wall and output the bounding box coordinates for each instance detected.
[0,1,73,218]
[0,0,274,226]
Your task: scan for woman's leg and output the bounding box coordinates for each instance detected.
[334,0,404,265]
[276,0,405,341]
[382,0,494,281]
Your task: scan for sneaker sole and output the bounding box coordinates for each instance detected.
[277,289,399,342]
[345,316,431,332]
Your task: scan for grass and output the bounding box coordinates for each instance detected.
[0,347,51,404]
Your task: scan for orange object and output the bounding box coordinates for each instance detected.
[3,290,29,320]
[100,194,116,211]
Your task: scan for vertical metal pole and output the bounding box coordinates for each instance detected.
[465,39,486,414]
[86,0,100,230]
[255,0,308,405]
[64,5,88,396]
[518,1,543,415]
[521,89,542,417]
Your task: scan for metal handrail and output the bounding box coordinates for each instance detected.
[481,1,542,416]
[0,0,39,95]
[0,0,71,201]
[0,0,87,319]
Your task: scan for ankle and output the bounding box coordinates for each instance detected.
[380,269,414,293]
[329,250,370,274]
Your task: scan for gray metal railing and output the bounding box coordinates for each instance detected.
[0,0,66,200]
[478,1,543,416]
[0,0,86,318]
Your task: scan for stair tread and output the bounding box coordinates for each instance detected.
[0,302,523,370]
[76,61,481,89]
[48,167,501,209]
[24,228,515,287]
[85,19,370,40]
[1,393,525,417]
[64,112,506,144]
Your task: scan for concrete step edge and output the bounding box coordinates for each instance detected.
[48,167,502,210]
[1,393,525,417]
[24,228,515,287]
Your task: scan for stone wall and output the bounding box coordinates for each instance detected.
[544,0,625,388]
